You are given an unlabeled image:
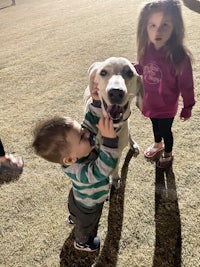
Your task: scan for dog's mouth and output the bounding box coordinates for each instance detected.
[102,99,129,122]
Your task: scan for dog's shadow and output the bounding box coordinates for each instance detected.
[60,149,134,267]
[153,166,182,267]
[0,3,15,10]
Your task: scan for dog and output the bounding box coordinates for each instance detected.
[84,57,143,189]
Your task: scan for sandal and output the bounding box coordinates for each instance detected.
[157,155,173,169]
[0,154,23,175]
[144,144,164,159]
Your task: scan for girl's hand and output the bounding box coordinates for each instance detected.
[180,117,190,122]
[91,82,100,100]
[97,115,116,138]
[180,108,192,122]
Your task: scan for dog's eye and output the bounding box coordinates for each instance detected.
[100,70,107,76]
[125,69,134,78]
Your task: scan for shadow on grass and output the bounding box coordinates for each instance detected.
[60,149,134,267]
[153,166,182,267]
[0,172,21,185]
[182,0,200,13]
[0,3,15,10]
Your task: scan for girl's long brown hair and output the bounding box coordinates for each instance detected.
[136,0,192,74]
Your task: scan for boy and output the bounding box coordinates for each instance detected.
[32,115,118,252]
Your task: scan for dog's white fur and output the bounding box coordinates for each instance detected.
[84,57,143,188]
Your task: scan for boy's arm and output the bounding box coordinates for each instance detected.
[64,116,119,183]
[82,82,101,135]
[62,136,118,184]
[85,116,118,182]
[82,99,102,135]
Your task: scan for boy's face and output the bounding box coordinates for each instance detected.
[65,121,95,163]
[147,11,173,50]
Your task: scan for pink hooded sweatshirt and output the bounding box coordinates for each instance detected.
[134,44,195,119]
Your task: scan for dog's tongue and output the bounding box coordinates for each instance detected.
[107,105,123,120]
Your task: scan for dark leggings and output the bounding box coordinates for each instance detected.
[0,138,5,157]
[150,118,174,153]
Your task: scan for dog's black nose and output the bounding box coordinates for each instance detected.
[108,89,124,104]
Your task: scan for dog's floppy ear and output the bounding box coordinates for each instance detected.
[88,62,102,93]
[136,76,144,111]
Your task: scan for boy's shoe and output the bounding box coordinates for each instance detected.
[157,156,173,169]
[66,215,75,225]
[144,144,164,160]
[74,237,100,252]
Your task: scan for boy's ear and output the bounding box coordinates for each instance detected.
[63,156,77,165]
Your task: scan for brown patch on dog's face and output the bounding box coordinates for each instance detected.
[94,57,141,122]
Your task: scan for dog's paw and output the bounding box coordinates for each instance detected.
[111,177,124,189]
[130,143,140,157]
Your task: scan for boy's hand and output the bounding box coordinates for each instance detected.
[97,116,116,138]
[91,82,100,100]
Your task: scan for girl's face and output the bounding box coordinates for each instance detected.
[147,11,173,50]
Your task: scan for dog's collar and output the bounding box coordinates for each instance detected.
[113,111,131,128]
[122,111,131,121]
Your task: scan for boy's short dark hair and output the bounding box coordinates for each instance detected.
[32,116,74,164]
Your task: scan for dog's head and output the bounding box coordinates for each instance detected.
[88,57,143,123]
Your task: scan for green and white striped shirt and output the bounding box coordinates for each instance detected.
[62,140,118,209]
[62,101,118,209]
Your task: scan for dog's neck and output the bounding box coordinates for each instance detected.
[113,111,131,130]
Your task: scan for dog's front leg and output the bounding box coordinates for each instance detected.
[111,159,123,190]
[111,173,122,190]
[129,133,140,157]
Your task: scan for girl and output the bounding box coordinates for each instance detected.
[134,0,195,168]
